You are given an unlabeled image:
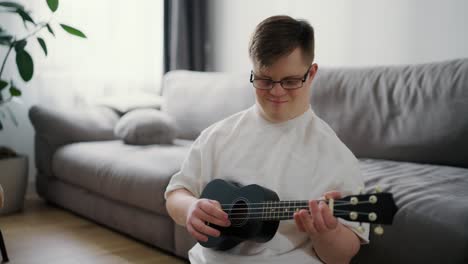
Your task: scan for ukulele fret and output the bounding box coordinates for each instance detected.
[260,200,310,220]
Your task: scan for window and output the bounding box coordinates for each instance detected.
[35,0,164,107]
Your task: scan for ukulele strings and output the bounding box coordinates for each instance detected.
[221,200,372,212]
[227,212,369,220]
[219,199,332,207]
[225,208,367,217]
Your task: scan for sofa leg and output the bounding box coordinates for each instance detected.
[0,230,8,262]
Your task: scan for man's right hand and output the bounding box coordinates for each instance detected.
[186,199,231,242]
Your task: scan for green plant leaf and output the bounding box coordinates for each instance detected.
[37,37,47,56]
[46,0,59,12]
[60,24,86,38]
[0,29,13,45]
[14,39,27,52]
[0,2,25,10]
[46,23,55,37]
[0,35,13,45]
[0,79,8,91]
[9,86,21,97]
[15,50,34,82]
[17,9,36,25]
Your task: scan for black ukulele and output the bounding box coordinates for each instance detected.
[199,179,398,250]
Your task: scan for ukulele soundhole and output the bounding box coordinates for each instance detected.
[229,198,249,227]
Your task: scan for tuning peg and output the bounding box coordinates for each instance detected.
[369,195,378,204]
[359,188,365,195]
[374,225,384,235]
[368,212,377,222]
[356,224,366,234]
[374,186,382,193]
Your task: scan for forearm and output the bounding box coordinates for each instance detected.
[165,188,198,226]
[311,223,360,264]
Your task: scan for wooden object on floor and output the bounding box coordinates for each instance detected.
[0,184,10,262]
[0,196,187,264]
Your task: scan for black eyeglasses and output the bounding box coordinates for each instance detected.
[250,66,311,90]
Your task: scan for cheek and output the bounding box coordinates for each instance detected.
[288,90,301,100]
[255,89,268,98]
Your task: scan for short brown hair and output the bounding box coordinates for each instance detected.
[249,15,315,69]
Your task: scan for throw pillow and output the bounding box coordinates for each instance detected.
[114,109,177,145]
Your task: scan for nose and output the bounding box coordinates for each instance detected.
[269,82,287,96]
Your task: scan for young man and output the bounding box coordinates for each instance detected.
[165,15,369,264]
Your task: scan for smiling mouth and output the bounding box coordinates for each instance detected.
[267,98,288,103]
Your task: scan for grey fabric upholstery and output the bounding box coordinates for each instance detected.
[114,109,177,145]
[43,177,176,253]
[29,105,120,145]
[52,140,191,215]
[29,105,121,184]
[354,159,468,264]
[311,58,468,168]
[162,70,255,140]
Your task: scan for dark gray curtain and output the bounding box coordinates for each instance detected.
[164,0,207,73]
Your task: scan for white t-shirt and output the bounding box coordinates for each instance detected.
[165,104,369,264]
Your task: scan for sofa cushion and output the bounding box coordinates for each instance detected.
[29,105,119,146]
[354,159,468,264]
[312,58,468,168]
[114,109,177,145]
[162,70,255,140]
[51,140,192,215]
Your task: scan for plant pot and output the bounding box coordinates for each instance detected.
[0,155,28,215]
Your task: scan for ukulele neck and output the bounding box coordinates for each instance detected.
[257,200,315,221]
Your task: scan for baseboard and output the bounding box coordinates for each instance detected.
[26,181,38,199]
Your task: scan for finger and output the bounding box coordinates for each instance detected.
[294,212,306,232]
[187,222,208,242]
[192,218,221,238]
[310,200,326,232]
[324,191,342,200]
[200,200,229,221]
[321,202,338,229]
[208,199,222,209]
[194,208,231,227]
[300,209,317,235]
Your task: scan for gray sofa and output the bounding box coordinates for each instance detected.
[29,58,468,264]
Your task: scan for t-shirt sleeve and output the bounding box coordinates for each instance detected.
[164,136,205,199]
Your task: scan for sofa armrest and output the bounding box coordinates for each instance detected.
[29,104,120,146]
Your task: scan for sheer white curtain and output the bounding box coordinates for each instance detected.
[34,0,164,108]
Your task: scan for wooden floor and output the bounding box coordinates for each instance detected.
[0,196,187,264]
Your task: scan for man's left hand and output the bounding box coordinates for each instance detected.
[293,191,341,236]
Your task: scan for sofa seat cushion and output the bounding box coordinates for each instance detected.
[52,140,192,216]
[354,159,468,264]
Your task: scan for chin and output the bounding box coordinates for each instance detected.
[265,110,288,123]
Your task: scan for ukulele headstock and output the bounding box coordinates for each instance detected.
[331,191,398,227]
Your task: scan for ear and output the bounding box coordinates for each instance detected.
[309,63,319,80]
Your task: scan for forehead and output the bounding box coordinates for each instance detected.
[253,48,309,78]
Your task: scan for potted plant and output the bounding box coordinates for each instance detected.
[0,0,85,214]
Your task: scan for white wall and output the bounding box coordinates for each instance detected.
[207,0,468,72]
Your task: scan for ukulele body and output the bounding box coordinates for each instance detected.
[199,179,280,250]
